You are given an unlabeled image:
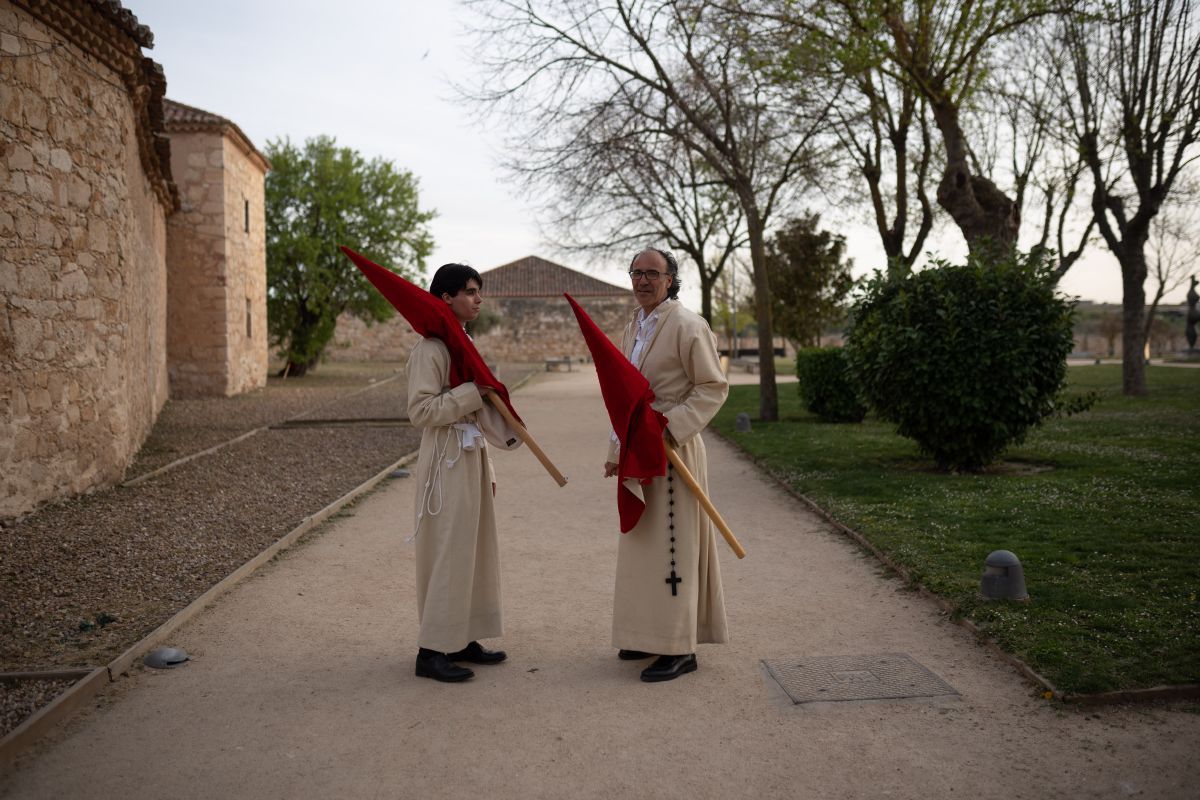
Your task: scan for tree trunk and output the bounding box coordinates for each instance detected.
[745,205,778,421]
[1120,250,1149,395]
[697,265,715,326]
[929,100,1019,257]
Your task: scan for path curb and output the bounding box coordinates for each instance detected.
[1,448,418,770]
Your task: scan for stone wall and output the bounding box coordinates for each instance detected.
[329,295,638,365]
[0,0,172,518]
[165,130,267,397]
[166,130,226,395]
[220,135,267,394]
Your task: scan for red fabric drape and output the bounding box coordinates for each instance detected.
[564,293,667,532]
[340,246,521,424]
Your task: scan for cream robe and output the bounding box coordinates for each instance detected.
[607,300,730,654]
[407,337,503,653]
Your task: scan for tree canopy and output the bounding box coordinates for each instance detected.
[763,213,858,348]
[265,136,435,375]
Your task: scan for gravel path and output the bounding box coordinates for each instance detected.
[0,362,536,739]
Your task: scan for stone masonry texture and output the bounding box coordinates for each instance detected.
[1,0,173,519]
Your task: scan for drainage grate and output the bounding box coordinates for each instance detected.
[763,653,958,704]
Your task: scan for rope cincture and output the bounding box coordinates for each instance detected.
[410,421,485,542]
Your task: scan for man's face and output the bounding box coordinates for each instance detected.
[630,251,673,312]
[443,278,483,324]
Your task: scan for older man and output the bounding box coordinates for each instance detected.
[604,247,730,682]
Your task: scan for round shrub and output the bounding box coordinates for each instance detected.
[795,347,867,422]
[844,251,1075,471]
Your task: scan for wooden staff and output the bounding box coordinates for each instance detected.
[486,393,568,487]
[664,441,746,559]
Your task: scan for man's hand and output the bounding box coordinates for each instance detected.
[603,461,618,478]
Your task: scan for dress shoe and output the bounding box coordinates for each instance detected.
[618,649,653,660]
[640,653,697,682]
[415,650,474,682]
[446,641,507,665]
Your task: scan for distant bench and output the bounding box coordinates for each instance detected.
[731,357,759,374]
[545,356,574,372]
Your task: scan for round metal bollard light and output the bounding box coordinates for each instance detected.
[980,550,1029,601]
[735,413,752,433]
[144,646,190,669]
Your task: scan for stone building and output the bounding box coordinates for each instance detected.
[1,0,269,519]
[330,255,636,363]
[1,0,176,518]
[164,99,269,397]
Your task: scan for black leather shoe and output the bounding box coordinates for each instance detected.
[640,653,697,682]
[415,650,474,682]
[618,649,653,660]
[446,641,507,665]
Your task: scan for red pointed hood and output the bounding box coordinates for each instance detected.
[341,246,521,424]
[564,293,667,532]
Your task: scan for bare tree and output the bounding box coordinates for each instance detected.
[530,116,747,323]
[1144,197,1199,340]
[978,27,1097,280]
[1098,308,1123,356]
[1057,0,1200,394]
[466,0,838,420]
[750,0,1066,258]
[831,63,937,275]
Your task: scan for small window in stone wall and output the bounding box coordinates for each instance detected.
[244,199,250,233]
[246,298,252,338]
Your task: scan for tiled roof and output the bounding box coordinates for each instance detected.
[164,98,230,128]
[480,256,628,298]
[163,99,271,172]
[89,0,153,47]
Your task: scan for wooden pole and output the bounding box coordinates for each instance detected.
[664,441,746,559]
[486,393,568,487]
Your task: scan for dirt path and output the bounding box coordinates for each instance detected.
[3,368,1197,799]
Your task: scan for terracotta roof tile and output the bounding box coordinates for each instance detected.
[163,98,230,128]
[163,99,271,172]
[480,256,628,298]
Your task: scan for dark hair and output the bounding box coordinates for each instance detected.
[429,263,483,298]
[630,248,681,300]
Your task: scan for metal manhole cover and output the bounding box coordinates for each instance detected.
[763,653,958,704]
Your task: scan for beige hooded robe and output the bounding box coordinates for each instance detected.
[606,299,730,655]
[407,337,513,653]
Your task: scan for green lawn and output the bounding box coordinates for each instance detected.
[712,365,1200,694]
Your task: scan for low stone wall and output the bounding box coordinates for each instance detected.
[328,295,638,365]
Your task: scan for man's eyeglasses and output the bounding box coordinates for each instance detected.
[629,269,666,281]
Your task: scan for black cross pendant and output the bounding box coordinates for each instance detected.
[665,570,682,596]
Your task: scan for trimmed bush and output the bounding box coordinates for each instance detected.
[795,347,867,422]
[844,251,1075,471]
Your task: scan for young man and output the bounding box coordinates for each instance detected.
[604,247,730,682]
[407,264,514,682]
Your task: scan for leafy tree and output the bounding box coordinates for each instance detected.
[763,213,858,348]
[265,136,435,376]
[845,251,1077,471]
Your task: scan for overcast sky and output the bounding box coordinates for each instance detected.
[130,0,1185,308]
